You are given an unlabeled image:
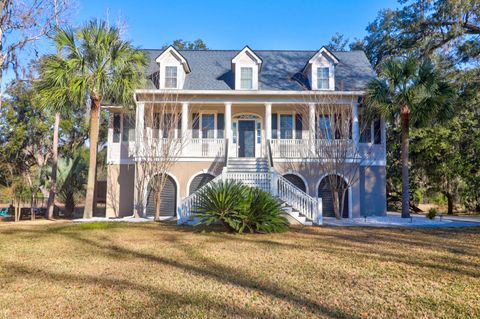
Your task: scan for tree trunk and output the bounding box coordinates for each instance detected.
[400,104,411,218]
[445,192,454,215]
[155,190,161,221]
[46,112,60,219]
[65,193,75,217]
[332,191,341,220]
[30,196,35,221]
[83,95,101,218]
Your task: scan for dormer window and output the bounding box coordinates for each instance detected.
[303,47,339,91]
[165,66,178,88]
[232,46,262,90]
[240,67,253,89]
[317,67,330,89]
[155,46,190,89]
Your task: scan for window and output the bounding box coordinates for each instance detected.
[113,113,121,143]
[271,113,278,139]
[280,114,293,139]
[192,113,200,138]
[256,122,261,144]
[217,113,225,139]
[318,115,333,139]
[359,115,372,143]
[317,67,330,89]
[373,118,381,144]
[201,114,215,138]
[295,114,303,139]
[165,66,177,88]
[122,114,135,142]
[240,67,253,89]
[232,122,237,143]
[162,113,173,138]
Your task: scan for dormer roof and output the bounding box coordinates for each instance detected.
[302,46,339,72]
[231,46,263,65]
[155,45,191,73]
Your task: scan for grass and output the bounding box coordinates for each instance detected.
[0,221,479,319]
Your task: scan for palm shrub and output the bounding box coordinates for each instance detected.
[239,187,288,233]
[195,180,288,233]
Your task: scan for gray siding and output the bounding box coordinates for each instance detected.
[360,166,387,216]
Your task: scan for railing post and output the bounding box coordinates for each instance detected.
[271,170,278,197]
[316,198,323,225]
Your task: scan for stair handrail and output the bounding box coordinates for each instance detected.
[267,139,274,168]
[178,173,224,224]
[275,173,322,224]
[224,138,229,168]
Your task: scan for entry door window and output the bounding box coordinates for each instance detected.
[280,114,293,139]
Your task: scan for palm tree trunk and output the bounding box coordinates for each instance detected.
[46,112,60,219]
[83,95,101,219]
[400,104,411,218]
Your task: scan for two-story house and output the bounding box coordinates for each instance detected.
[104,45,386,225]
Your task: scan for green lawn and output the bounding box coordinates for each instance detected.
[0,221,479,318]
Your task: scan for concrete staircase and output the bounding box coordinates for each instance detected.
[225,157,313,226]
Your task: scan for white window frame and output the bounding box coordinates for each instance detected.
[164,66,178,89]
[193,111,222,139]
[240,67,253,90]
[272,111,303,140]
[317,67,330,90]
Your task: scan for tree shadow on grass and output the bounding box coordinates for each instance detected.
[0,261,271,318]
[56,231,361,319]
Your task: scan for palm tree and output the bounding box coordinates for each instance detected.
[36,55,71,219]
[365,57,455,218]
[37,20,146,218]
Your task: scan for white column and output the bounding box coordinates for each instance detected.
[352,102,360,147]
[135,102,145,150]
[265,103,272,140]
[181,102,189,138]
[309,103,315,154]
[134,102,145,218]
[225,102,232,140]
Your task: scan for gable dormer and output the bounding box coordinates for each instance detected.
[304,46,339,91]
[231,46,262,90]
[156,46,191,89]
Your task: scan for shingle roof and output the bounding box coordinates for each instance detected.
[142,49,376,91]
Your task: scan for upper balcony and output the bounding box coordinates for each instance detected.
[106,101,386,165]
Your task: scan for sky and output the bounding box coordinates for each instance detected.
[71,0,399,50]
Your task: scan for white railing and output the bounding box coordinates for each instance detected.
[177,174,224,224]
[223,172,271,192]
[274,174,321,224]
[178,170,322,225]
[270,139,310,158]
[184,138,225,157]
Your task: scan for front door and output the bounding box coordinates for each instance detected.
[238,120,255,157]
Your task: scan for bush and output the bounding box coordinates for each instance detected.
[426,208,437,219]
[195,180,288,233]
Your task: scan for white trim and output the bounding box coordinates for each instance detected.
[307,46,339,65]
[316,173,352,219]
[232,112,263,157]
[155,46,191,73]
[135,89,363,97]
[231,46,262,64]
[143,171,180,218]
[282,171,309,194]
[185,171,217,197]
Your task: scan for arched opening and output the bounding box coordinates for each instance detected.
[318,175,349,218]
[283,173,307,193]
[189,173,215,195]
[146,174,177,217]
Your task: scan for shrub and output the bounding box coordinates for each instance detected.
[195,180,288,233]
[238,187,289,233]
[426,208,437,219]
